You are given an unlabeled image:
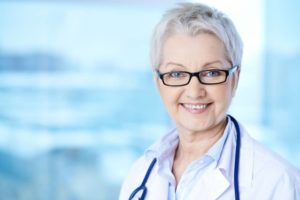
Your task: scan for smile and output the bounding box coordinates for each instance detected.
[181,103,210,114]
[183,104,207,109]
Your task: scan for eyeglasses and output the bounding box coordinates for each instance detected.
[156,65,239,87]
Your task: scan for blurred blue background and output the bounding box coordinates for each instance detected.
[0,0,299,199]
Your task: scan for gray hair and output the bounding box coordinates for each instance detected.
[150,2,243,69]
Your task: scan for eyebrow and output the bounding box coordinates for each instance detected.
[164,60,223,70]
[164,62,186,69]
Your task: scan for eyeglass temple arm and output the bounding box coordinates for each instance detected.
[229,65,239,75]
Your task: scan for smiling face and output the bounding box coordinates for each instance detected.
[156,33,240,136]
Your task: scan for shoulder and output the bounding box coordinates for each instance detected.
[119,129,177,200]
[244,131,299,177]
[240,128,300,197]
[119,155,154,200]
[239,126,298,171]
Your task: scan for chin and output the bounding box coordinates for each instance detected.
[177,118,212,133]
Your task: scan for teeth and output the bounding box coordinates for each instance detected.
[184,104,207,110]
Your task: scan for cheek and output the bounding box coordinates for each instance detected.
[212,86,234,110]
[159,86,182,108]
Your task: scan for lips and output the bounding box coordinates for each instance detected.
[181,103,211,114]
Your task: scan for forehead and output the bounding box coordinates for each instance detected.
[161,33,228,68]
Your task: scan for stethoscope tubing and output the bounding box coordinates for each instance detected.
[229,115,241,200]
[129,115,241,200]
[128,158,157,200]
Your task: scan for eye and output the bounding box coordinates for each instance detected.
[202,70,222,77]
[166,71,187,78]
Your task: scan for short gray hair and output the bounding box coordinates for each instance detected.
[150,2,243,69]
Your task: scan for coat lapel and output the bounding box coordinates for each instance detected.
[187,119,254,200]
[187,168,230,199]
[147,171,169,200]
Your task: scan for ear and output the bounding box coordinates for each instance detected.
[232,67,241,97]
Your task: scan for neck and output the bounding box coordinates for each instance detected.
[172,118,227,185]
[175,118,227,162]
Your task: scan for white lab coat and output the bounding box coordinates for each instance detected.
[119,122,300,200]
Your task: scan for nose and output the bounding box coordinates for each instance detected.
[185,76,206,99]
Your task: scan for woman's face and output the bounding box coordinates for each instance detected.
[156,33,240,134]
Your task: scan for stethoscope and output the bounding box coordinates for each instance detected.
[129,115,241,200]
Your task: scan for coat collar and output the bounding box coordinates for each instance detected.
[217,120,254,187]
[145,118,254,199]
[187,120,254,199]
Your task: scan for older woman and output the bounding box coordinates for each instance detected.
[120,3,300,200]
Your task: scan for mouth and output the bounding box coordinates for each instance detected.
[180,103,211,114]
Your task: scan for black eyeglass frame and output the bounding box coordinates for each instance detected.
[156,65,239,87]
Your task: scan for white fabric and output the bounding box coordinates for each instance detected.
[119,118,300,200]
[145,118,231,199]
